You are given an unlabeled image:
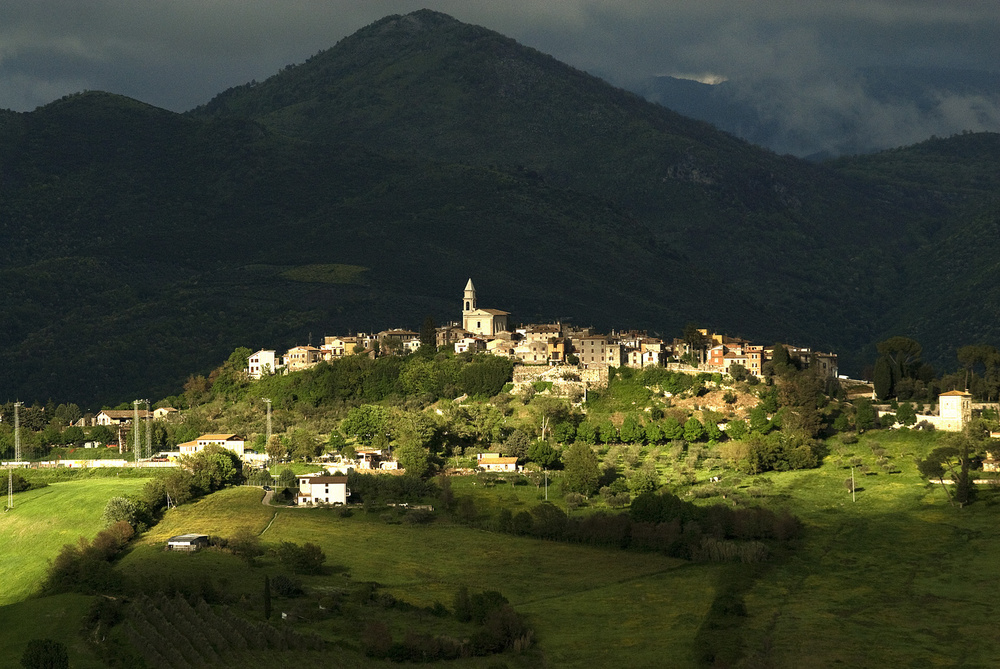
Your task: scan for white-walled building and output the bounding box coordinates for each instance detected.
[248,350,280,379]
[462,279,510,337]
[178,434,246,457]
[296,474,350,505]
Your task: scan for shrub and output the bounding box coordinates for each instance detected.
[274,541,326,575]
[20,639,68,669]
[228,526,264,563]
[271,574,303,598]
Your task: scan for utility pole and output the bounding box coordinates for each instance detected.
[7,467,12,511]
[263,398,272,470]
[852,466,856,503]
[133,400,141,465]
[145,400,152,459]
[13,402,22,463]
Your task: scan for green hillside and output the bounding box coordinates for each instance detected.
[5,427,1000,666]
[0,476,149,605]
[0,10,998,406]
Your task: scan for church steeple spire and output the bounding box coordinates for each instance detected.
[463,278,476,314]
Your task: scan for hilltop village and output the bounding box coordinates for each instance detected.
[248,279,840,382]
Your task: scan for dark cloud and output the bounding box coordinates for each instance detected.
[0,1,996,153]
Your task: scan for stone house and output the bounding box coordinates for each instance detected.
[285,345,322,372]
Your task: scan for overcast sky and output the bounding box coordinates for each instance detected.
[1,1,997,153]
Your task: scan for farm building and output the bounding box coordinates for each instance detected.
[166,534,209,552]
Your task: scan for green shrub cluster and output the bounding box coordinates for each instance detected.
[44,521,135,594]
[455,492,799,561]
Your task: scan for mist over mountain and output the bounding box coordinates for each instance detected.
[0,10,997,406]
[636,67,1000,158]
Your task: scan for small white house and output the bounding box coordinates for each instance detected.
[247,349,279,379]
[178,434,246,457]
[296,474,350,505]
[477,453,519,472]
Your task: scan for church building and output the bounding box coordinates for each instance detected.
[462,279,510,337]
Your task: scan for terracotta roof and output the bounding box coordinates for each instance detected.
[98,409,151,419]
[197,434,241,441]
[480,308,510,316]
[940,390,972,396]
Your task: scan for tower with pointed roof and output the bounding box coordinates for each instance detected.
[463,278,477,314]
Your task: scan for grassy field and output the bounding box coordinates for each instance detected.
[266,510,714,667]
[119,486,716,667]
[0,594,107,669]
[0,476,149,606]
[737,430,1000,667]
[3,429,1000,667]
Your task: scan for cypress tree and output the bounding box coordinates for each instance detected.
[873,356,893,400]
[263,575,272,620]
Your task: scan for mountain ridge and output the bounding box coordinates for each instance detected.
[0,11,996,405]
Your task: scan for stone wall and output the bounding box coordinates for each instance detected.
[510,364,607,399]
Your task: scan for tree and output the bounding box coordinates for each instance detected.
[854,399,877,432]
[504,429,531,459]
[644,421,664,445]
[873,355,894,400]
[896,402,917,426]
[341,405,391,445]
[661,416,684,441]
[101,496,140,528]
[263,575,272,620]
[326,431,346,453]
[289,428,321,461]
[562,443,600,495]
[728,363,749,382]
[877,336,922,381]
[770,344,795,376]
[274,541,327,574]
[726,419,749,441]
[918,437,977,507]
[278,468,297,489]
[396,442,431,478]
[266,435,287,463]
[20,639,68,669]
[526,441,560,468]
[576,421,599,444]
[460,357,514,398]
[748,407,771,435]
[532,396,569,442]
[683,323,706,365]
[185,444,242,492]
[684,417,706,443]
[229,526,264,563]
[419,315,437,355]
[620,414,645,444]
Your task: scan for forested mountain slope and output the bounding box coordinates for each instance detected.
[0,10,996,405]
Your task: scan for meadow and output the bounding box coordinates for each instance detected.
[0,476,148,606]
[0,428,998,667]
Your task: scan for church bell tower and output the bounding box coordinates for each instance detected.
[463,278,477,315]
